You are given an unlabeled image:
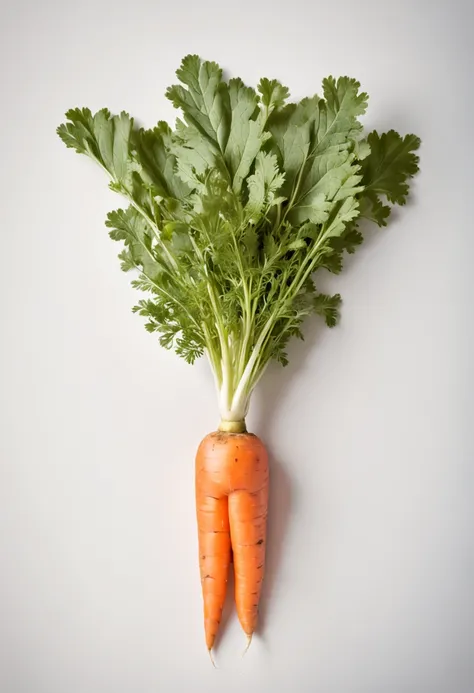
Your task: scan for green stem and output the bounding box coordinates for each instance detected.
[128,199,179,273]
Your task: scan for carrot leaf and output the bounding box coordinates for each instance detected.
[57,55,420,422]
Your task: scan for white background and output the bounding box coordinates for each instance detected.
[1,0,473,691]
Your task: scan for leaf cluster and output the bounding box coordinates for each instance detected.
[57,55,420,393]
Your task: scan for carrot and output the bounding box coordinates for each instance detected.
[196,428,269,651]
[58,54,420,658]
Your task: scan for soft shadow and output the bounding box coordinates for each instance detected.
[257,450,294,635]
[253,318,326,637]
[252,216,389,636]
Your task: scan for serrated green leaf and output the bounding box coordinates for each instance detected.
[319,249,344,274]
[57,107,96,155]
[166,54,230,151]
[224,78,271,193]
[106,206,162,277]
[269,76,367,226]
[361,130,420,205]
[324,196,361,238]
[135,122,190,200]
[358,193,391,227]
[313,292,342,327]
[245,151,286,216]
[113,112,133,181]
[354,138,371,161]
[93,108,114,171]
[330,226,364,254]
[267,96,321,195]
[58,107,134,187]
[170,119,216,189]
[258,78,290,114]
[322,76,368,123]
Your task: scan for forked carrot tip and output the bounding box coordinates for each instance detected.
[208,648,217,668]
[242,633,253,658]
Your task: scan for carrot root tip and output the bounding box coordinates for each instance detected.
[208,648,217,668]
[242,634,253,657]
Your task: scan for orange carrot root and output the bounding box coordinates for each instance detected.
[196,430,269,650]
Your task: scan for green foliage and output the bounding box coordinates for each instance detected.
[57,55,420,413]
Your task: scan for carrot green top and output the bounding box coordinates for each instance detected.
[57,55,420,425]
